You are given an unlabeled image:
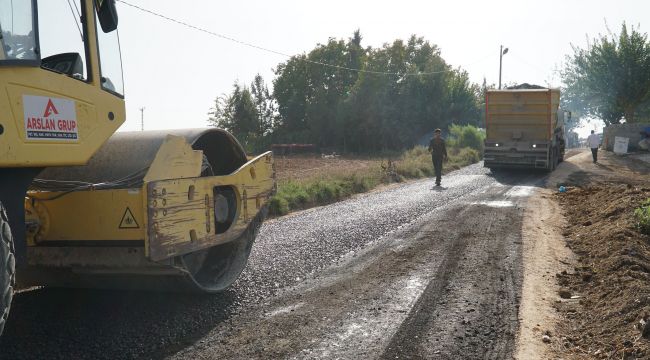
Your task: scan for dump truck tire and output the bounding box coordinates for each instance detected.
[547,148,558,172]
[0,203,15,336]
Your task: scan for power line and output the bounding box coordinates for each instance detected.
[71,0,82,18]
[116,0,492,77]
[66,0,83,41]
[508,52,561,87]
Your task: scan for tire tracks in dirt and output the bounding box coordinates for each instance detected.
[381,184,526,359]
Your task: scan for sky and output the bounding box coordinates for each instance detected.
[109,0,650,138]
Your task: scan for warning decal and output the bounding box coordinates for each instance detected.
[23,95,78,141]
[119,207,140,229]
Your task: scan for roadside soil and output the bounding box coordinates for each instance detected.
[274,155,379,182]
[534,150,650,359]
[515,186,576,359]
[514,148,584,359]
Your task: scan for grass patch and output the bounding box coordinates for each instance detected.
[268,144,482,217]
[635,198,650,235]
[447,124,485,153]
[269,171,382,216]
[393,146,480,180]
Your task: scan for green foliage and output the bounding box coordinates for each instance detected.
[563,23,650,125]
[250,74,276,138]
[208,83,257,134]
[277,182,310,208]
[447,124,485,153]
[342,172,379,193]
[452,147,481,164]
[268,196,289,216]
[308,180,343,204]
[393,144,480,180]
[268,173,380,217]
[635,198,650,235]
[395,146,434,178]
[404,145,430,157]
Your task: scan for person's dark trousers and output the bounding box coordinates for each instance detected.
[432,157,443,185]
[591,148,598,163]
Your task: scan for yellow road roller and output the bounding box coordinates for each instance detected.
[0,0,275,335]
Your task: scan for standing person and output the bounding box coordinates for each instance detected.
[639,127,650,151]
[587,130,600,163]
[428,128,448,186]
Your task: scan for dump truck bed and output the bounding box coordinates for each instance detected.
[484,88,564,170]
[486,89,560,143]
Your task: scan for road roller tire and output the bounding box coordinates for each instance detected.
[180,206,267,293]
[0,203,15,336]
[16,208,268,293]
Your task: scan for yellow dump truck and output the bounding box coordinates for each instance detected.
[0,0,275,336]
[483,87,567,171]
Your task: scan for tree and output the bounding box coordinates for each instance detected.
[272,54,310,140]
[215,31,484,153]
[476,78,497,128]
[250,73,276,139]
[272,33,483,152]
[344,36,480,151]
[208,82,258,151]
[444,69,482,126]
[563,23,650,125]
[273,31,367,148]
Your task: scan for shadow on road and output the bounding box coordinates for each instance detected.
[594,162,615,171]
[486,168,548,186]
[0,286,241,359]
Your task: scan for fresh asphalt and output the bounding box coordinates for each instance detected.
[0,163,546,359]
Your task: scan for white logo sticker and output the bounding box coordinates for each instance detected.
[23,95,78,141]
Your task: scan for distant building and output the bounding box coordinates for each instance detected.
[271,144,317,155]
[603,124,650,151]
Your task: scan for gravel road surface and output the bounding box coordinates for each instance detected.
[0,163,545,359]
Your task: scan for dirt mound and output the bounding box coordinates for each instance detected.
[506,83,547,90]
[555,183,650,358]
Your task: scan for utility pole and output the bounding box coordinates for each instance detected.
[499,45,509,89]
[139,107,145,131]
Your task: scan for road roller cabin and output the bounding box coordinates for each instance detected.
[0,0,275,336]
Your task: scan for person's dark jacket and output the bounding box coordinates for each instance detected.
[428,137,448,159]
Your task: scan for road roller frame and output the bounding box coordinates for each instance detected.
[20,131,275,291]
[24,145,274,260]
